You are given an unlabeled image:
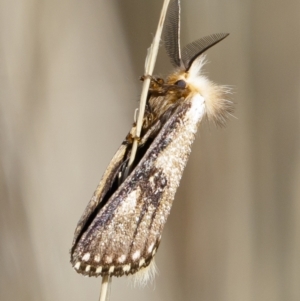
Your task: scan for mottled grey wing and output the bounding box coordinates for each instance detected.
[71,143,127,250]
[71,115,165,253]
[71,98,201,277]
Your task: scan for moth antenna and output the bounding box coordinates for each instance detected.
[129,259,158,288]
[164,0,182,68]
[182,33,229,70]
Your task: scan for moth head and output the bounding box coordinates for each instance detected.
[164,0,232,126]
[165,33,232,127]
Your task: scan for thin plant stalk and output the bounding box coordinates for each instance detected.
[99,275,110,301]
[98,1,170,300]
[126,0,171,173]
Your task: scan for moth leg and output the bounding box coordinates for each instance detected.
[140,75,165,88]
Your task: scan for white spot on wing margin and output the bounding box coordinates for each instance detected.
[132,250,140,260]
[82,253,90,261]
[118,254,126,263]
[123,264,131,272]
[96,266,102,274]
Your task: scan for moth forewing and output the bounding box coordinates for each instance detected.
[71,144,128,250]
[70,92,206,278]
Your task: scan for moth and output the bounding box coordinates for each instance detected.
[70,0,232,279]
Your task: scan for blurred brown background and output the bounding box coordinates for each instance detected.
[1,0,299,300]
